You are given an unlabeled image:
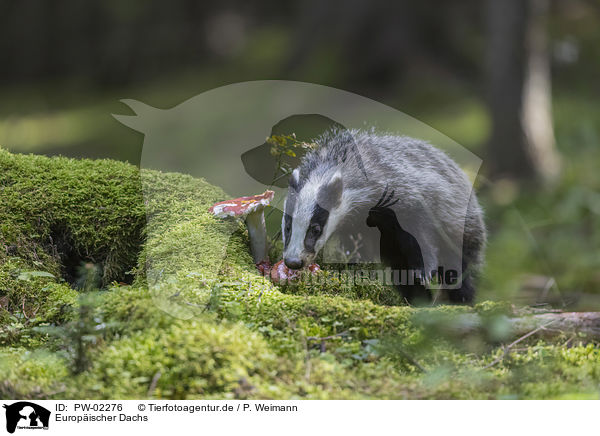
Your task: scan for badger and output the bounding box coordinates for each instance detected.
[281,128,486,304]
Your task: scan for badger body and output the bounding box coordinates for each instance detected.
[282,129,486,304]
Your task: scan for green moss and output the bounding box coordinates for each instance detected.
[0,148,145,285]
[0,258,77,324]
[278,268,406,306]
[210,277,419,353]
[0,348,69,398]
[139,169,255,281]
[1,149,599,400]
[0,256,78,347]
[73,319,280,399]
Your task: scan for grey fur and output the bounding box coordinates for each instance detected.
[282,128,486,296]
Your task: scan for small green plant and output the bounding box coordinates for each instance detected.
[35,293,110,374]
[73,262,102,292]
[266,133,316,188]
[16,271,56,281]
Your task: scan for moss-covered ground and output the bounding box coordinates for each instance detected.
[1,149,599,399]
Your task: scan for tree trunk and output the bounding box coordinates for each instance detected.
[485,0,560,183]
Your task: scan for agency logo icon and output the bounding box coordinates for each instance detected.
[3,402,50,434]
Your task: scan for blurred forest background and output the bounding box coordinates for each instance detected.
[0,0,598,308]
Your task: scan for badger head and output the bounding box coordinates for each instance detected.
[282,168,344,269]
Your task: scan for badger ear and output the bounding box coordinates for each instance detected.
[318,170,343,210]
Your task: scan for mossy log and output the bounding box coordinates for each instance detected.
[511,312,600,338]
[448,311,600,340]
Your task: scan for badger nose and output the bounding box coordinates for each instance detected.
[284,257,303,270]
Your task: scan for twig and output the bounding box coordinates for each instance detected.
[147,371,162,397]
[483,319,558,369]
[306,331,349,342]
[306,331,349,353]
[21,298,39,321]
[41,387,67,398]
[397,348,427,373]
[562,334,577,348]
[302,335,312,381]
[22,298,29,320]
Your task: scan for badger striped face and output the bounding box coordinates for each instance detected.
[282,168,343,269]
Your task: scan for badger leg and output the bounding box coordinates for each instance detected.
[447,279,474,304]
[388,237,431,305]
[447,260,475,304]
[398,284,431,305]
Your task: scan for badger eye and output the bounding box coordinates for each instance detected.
[310,223,322,235]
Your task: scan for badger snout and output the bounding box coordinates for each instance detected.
[284,256,304,270]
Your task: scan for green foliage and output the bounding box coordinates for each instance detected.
[0,256,78,348]
[479,148,600,306]
[475,95,600,307]
[35,293,109,374]
[266,134,316,187]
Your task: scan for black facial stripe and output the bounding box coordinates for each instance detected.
[304,204,329,253]
[283,188,297,249]
[284,213,293,249]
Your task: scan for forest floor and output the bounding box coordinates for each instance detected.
[1,149,599,399]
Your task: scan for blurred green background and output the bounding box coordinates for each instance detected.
[0,0,598,308]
